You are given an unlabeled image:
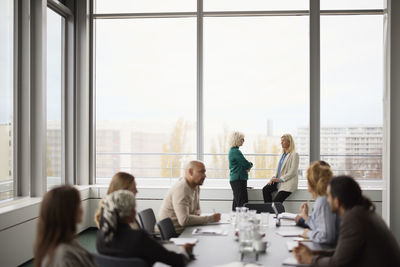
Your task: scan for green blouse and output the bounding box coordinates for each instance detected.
[228,147,253,182]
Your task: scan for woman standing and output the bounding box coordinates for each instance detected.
[229,131,253,210]
[262,134,299,203]
[295,161,339,245]
[34,185,97,267]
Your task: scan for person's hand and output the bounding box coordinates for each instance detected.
[293,243,313,264]
[213,213,221,222]
[183,243,195,259]
[300,202,309,217]
[301,229,310,238]
[267,178,280,185]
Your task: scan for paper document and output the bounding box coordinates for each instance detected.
[192,228,228,236]
[287,241,299,252]
[279,219,297,226]
[207,220,231,225]
[282,257,311,266]
[278,212,298,220]
[293,237,311,242]
[169,238,198,245]
[214,262,262,267]
[275,229,304,237]
[163,243,183,254]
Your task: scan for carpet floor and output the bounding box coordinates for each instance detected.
[18,228,98,267]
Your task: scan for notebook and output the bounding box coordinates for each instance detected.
[278,212,298,220]
[282,257,311,266]
[287,241,299,252]
[192,228,228,236]
[169,237,198,245]
[275,229,304,237]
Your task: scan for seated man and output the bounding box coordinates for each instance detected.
[293,176,400,267]
[157,160,221,234]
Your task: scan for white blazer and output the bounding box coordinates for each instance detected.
[275,151,299,193]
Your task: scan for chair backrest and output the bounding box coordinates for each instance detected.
[243,202,285,214]
[157,217,179,240]
[138,208,157,234]
[92,253,149,267]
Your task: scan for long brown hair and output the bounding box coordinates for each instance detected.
[94,172,136,227]
[34,185,81,267]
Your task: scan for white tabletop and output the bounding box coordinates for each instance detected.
[155,214,329,267]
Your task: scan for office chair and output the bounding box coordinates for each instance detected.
[138,208,160,239]
[243,202,285,214]
[92,253,149,267]
[157,217,179,240]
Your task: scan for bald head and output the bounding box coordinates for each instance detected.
[184,160,207,187]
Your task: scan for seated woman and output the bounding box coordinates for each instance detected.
[34,185,96,267]
[295,161,339,245]
[94,172,140,229]
[96,190,193,267]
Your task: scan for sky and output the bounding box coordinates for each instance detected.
[94,10,384,138]
[0,0,385,134]
[0,0,13,125]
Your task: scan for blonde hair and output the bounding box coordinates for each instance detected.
[94,172,135,228]
[281,134,296,153]
[307,161,333,196]
[229,131,245,147]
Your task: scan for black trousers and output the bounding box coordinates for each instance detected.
[262,183,291,203]
[230,180,248,211]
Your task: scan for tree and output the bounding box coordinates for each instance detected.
[252,136,279,179]
[208,128,230,178]
[161,118,191,178]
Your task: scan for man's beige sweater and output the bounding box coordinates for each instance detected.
[157,178,214,234]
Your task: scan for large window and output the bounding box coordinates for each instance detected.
[47,8,65,189]
[0,0,13,201]
[93,2,385,187]
[203,16,309,180]
[320,15,383,182]
[95,18,197,184]
[94,0,196,13]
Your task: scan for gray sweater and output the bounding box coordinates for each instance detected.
[42,240,97,267]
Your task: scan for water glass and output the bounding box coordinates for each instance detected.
[260,212,270,227]
[238,222,254,253]
[248,210,257,221]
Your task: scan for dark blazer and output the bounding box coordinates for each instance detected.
[313,206,400,267]
[96,223,186,267]
[228,147,253,182]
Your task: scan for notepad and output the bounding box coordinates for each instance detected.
[287,241,299,252]
[282,257,311,266]
[192,228,228,236]
[275,229,304,237]
[207,221,231,225]
[279,219,297,226]
[293,237,311,242]
[169,238,198,245]
[278,212,298,220]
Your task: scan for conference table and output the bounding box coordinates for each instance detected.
[155,214,333,267]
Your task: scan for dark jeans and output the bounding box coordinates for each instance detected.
[262,183,291,203]
[230,180,248,211]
